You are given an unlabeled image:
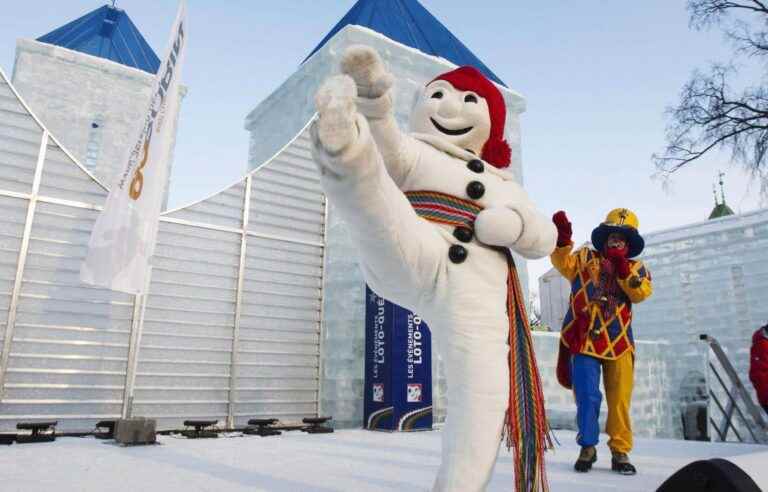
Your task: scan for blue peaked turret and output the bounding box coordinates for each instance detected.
[37,4,160,74]
[305,0,506,87]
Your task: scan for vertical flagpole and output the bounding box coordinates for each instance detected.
[121,293,143,418]
[121,267,152,419]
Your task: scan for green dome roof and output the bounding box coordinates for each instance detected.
[709,202,735,220]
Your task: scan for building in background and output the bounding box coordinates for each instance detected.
[538,242,591,332]
[633,203,768,409]
[10,4,184,203]
[633,188,767,439]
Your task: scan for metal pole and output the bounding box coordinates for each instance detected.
[709,416,726,442]
[709,389,742,442]
[0,131,48,400]
[121,293,144,418]
[121,267,153,418]
[227,175,251,428]
[710,362,737,439]
[712,371,760,443]
[316,195,329,418]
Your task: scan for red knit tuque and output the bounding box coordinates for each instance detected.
[430,66,512,168]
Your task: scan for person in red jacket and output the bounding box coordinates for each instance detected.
[749,323,768,414]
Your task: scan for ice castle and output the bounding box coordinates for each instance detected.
[633,196,768,416]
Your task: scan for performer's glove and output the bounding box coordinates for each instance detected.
[340,45,394,99]
[314,75,360,155]
[605,247,631,279]
[552,211,572,247]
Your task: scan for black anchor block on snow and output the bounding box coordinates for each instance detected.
[302,416,333,434]
[95,420,117,439]
[244,418,281,437]
[182,420,219,439]
[16,421,57,443]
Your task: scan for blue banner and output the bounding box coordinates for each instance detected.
[364,286,393,430]
[364,286,432,431]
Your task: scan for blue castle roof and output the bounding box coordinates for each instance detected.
[306,0,505,87]
[37,4,160,74]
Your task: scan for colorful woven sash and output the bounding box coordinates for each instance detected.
[405,190,482,229]
[405,189,552,492]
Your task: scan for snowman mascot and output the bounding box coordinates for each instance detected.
[311,46,557,492]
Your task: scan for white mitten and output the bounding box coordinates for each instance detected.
[474,206,523,247]
[315,75,359,154]
[340,45,394,98]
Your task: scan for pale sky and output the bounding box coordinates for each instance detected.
[1,0,765,290]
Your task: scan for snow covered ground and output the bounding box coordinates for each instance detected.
[2,428,766,491]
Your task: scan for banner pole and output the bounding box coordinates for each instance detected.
[121,266,152,418]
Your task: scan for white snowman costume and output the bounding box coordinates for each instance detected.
[311,46,557,492]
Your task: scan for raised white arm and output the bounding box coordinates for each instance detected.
[340,45,419,186]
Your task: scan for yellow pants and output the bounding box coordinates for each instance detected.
[604,353,634,453]
[572,352,634,453]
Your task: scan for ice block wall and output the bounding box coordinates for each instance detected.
[533,332,679,438]
[539,268,570,331]
[319,202,366,428]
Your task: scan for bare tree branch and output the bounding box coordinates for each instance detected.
[726,20,768,58]
[655,1,768,191]
[688,0,768,29]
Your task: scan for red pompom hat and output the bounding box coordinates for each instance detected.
[430,66,511,168]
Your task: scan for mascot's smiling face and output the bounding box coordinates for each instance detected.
[409,79,492,156]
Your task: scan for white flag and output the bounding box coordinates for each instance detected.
[80,0,187,294]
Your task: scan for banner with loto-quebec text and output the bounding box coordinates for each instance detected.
[364,285,432,431]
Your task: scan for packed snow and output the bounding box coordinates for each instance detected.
[2,428,766,491]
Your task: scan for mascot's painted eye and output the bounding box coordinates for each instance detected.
[464,94,478,103]
[431,91,444,99]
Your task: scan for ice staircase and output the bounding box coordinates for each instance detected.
[701,334,768,444]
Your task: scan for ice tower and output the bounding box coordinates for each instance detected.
[11,4,184,199]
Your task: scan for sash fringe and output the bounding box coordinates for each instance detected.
[503,251,553,492]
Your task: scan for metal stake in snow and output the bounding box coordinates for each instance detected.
[80,0,187,294]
